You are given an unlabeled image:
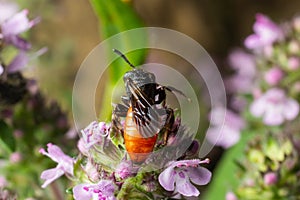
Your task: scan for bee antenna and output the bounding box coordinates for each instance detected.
[113,49,135,68]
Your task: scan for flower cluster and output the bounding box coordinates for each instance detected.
[41,119,212,199]
[227,133,300,199]
[0,7,42,78]
[210,14,300,150]
[0,4,74,199]
[219,13,300,199]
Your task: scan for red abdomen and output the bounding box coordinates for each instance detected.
[124,107,158,163]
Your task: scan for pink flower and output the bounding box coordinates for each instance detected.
[1,48,47,75]
[226,191,238,200]
[245,13,283,51]
[206,107,245,148]
[287,57,300,70]
[158,159,211,197]
[263,172,277,186]
[293,16,300,31]
[1,9,40,50]
[115,160,137,180]
[250,88,299,125]
[225,49,256,93]
[73,180,116,200]
[0,1,19,24]
[9,152,22,163]
[0,176,7,188]
[264,67,284,85]
[40,143,74,188]
[288,40,300,54]
[6,51,29,73]
[81,121,110,149]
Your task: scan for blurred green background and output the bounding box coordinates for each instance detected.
[21,0,300,119]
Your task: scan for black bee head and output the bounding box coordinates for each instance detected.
[123,69,156,97]
[112,49,157,97]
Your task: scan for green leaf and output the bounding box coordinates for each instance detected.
[89,0,147,120]
[0,120,16,153]
[203,131,256,200]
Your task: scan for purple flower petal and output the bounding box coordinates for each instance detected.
[7,51,29,73]
[188,166,212,185]
[228,49,256,76]
[250,88,299,125]
[159,159,211,197]
[158,164,176,191]
[41,167,64,188]
[245,13,283,50]
[73,183,93,200]
[283,99,299,120]
[206,126,240,149]
[0,1,19,24]
[263,107,284,126]
[1,9,39,36]
[250,98,266,117]
[73,180,116,200]
[207,107,244,148]
[245,34,262,49]
[40,143,74,188]
[175,173,200,197]
[5,35,31,50]
[264,67,284,86]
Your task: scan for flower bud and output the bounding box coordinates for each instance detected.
[0,176,7,188]
[13,129,23,138]
[264,67,284,85]
[287,57,300,70]
[9,152,22,163]
[293,16,300,32]
[263,172,277,186]
[226,191,238,200]
[288,40,300,54]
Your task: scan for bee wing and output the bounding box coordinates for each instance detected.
[126,79,167,138]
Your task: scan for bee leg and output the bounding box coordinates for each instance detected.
[111,103,128,136]
[162,108,175,145]
[113,103,128,117]
[121,95,130,107]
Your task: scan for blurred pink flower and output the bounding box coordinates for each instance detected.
[245,13,283,51]
[293,16,300,31]
[73,180,116,200]
[1,9,40,50]
[0,1,19,24]
[0,176,7,188]
[250,88,299,125]
[9,152,22,163]
[225,49,256,93]
[226,191,238,200]
[6,51,29,73]
[206,107,245,148]
[263,172,277,186]
[40,143,74,188]
[288,40,300,54]
[264,67,284,85]
[287,57,300,70]
[158,159,211,197]
[1,47,47,75]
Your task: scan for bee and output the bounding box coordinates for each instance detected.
[112,49,187,164]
